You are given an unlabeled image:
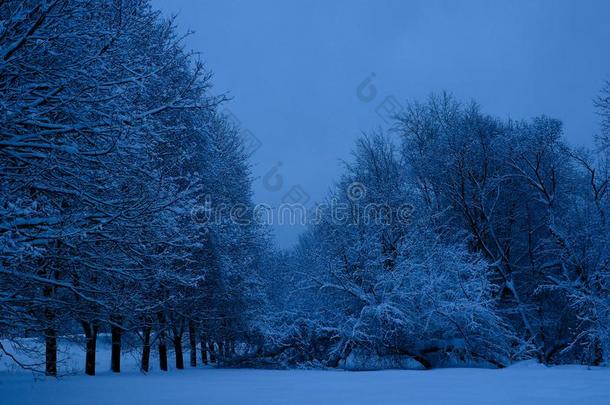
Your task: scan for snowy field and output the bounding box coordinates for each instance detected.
[3,363,610,405]
[2,339,610,405]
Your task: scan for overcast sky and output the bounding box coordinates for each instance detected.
[152,0,610,247]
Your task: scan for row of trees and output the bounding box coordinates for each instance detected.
[0,0,267,376]
[2,0,609,376]
[257,88,610,369]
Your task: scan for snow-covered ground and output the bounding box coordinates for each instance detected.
[1,339,610,405]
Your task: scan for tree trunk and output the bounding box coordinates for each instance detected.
[208,339,217,364]
[44,327,57,376]
[43,284,56,376]
[174,334,184,370]
[82,321,98,376]
[200,335,208,365]
[157,312,168,372]
[159,338,168,371]
[188,321,197,367]
[217,340,224,366]
[110,315,122,373]
[141,321,152,373]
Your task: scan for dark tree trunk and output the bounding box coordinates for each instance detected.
[174,334,184,370]
[82,321,98,376]
[200,335,208,365]
[188,321,197,367]
[593,338,603,366]
[157,312,168,372]
[217,340,224,366]
[141,321,152,373]
[110,315,122,373]
[208,339,217,364]
[44,327,57,376]
[159,339,168,371]
[43,284,56,376]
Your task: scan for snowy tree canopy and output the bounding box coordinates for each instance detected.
[1,0,610,378]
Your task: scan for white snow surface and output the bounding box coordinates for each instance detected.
[1,339,610,405]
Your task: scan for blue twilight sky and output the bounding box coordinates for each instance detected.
[152,0,610,248]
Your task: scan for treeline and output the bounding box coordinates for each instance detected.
[260,90,610,369]
[0,0,267,376]
[2,0,610,376]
